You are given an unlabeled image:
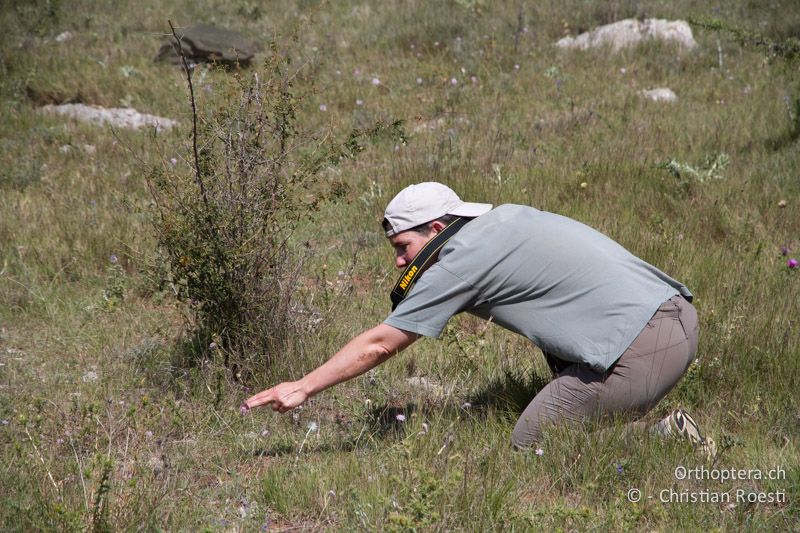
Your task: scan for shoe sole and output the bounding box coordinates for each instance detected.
[673,409,716,459]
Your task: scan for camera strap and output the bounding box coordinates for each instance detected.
[390,217,469,310]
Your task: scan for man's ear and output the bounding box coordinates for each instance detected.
[429,220,446,235]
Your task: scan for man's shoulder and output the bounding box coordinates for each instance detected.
[464,203,540,231]
[440,204,537,260]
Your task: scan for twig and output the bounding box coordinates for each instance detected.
[24,426,62,502]
[168,20,209,209]
[513,5,524,54]
[295,422,318,462]
[69,438,90,512]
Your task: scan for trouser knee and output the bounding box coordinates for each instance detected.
[511,417,541,450]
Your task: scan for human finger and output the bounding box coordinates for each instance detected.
[244,388,277,409]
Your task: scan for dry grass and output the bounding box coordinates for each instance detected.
[1,0,798,530]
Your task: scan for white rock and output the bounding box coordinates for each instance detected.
[640,88,678,102]
[55,31,74,43]
[406,376,454,397]
[40,104,178,131]
[556,19,697,52]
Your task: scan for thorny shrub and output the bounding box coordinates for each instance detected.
[146,40,404,376]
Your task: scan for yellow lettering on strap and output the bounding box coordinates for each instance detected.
[399,265,418,290]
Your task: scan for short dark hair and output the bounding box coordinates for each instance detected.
[382,213,464,235]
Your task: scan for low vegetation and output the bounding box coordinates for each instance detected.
[1,0,798,530]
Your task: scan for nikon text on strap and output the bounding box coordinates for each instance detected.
[390,217,469,310]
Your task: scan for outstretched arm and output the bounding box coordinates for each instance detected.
[243,323,419,413]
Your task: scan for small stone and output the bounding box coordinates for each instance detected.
[556,19,697,51]
[41,103,177,131]
[640,88,677,103]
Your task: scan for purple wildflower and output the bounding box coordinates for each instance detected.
[616,464,624,474]
[788,258,799,269]
[780,246,790,256]
[535,448,544,456]
[239,404,250,415]
[395,414,406,422]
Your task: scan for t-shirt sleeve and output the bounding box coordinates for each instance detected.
[383,264,480,338]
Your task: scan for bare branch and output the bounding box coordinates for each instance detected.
[168,20,209,208]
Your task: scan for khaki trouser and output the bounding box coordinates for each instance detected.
[511,295,698,449]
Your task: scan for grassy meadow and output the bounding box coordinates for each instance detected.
[1,0,799,530]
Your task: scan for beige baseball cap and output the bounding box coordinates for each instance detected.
[383,182,493,237]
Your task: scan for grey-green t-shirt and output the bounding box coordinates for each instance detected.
[384,204,691,372]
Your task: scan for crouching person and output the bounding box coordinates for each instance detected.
[244,182,712,452]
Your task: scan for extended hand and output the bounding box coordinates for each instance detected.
[243,381,308,413]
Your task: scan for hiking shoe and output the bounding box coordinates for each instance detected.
[663,409,717,459]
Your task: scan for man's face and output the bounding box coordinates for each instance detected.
[388,228,435,269]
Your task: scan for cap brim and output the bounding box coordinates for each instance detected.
[449,202,493,217]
